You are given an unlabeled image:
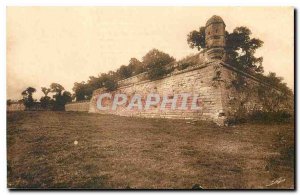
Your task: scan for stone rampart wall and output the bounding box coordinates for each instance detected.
[65,101,90,112]
[89,62,226,123]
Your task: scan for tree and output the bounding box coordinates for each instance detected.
[71,49,173,99]
[187,27,206,51]
[260,72,293,96]
[100,73,118,91]
[41,87,51,96]
[72,82,90,101]
[142,49,175,80]
[72,72,119,102]
[187,26,264,73]
[116,65,132,80]
[87,76,104,91]
[128,58,145,75]
[256,72,293,112]
[50,83,64,95]
[72,49,174,100]
[40,87,52,109]
[50,83,72,110]
[7,99,12,106]
[226,27,264,73]
[90,73,118,91]
[62,91,73,103]
[21,87,36,109]
[116,58,145,80]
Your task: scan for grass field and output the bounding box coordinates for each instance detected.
[7,111,294,189]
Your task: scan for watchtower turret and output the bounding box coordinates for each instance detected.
[205,15,226,60]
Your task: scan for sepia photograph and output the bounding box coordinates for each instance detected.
[6,7,294,189]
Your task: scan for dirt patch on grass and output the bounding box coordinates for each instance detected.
[7,111,294,189]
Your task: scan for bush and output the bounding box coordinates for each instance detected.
[177,62,192,71]
[143,49,175,80]
[147,65,171,80]
[227,110,293,125]
[249,110,292,123]
[103,78,118,91]
[177,54,200,71]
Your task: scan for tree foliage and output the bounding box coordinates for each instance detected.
[187,24,293,120]
[259,72,293,96]
[7,99,12,106]
[177,54,200,71]
[40,87,52,109]
[226,27,264,73]
[116,58,145,80]
[187,27,206,51]
[142,49,175,80]
[128,58,145,75]
[21,87,36,109]
[72,82,91,101]
[72,50,174,101]
[187,25,293,92]
[187,26,264,73]
[50,83,72,110]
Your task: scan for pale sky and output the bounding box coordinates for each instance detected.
[7,7,294,100]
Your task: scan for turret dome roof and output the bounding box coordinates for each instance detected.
[206,15,225,26]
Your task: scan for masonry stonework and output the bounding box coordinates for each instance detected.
[218,63,293,119]
[65,100,90,112]
[89,61,227,124]
[65,15,292,125]
[7,102,25,112]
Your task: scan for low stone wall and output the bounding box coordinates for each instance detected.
[65,101,90,112]
[7,103,25,111]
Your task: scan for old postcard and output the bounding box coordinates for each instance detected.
[7,7,294,189]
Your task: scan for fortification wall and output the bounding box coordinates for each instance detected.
[219,63,293,119]
[88,60,293,124]
[65,101,90,112]
[72,14,293,124]
[219,64,263,117]
[89,62,226,123]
